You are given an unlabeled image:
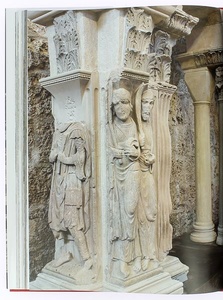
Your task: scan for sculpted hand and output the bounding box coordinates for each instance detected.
[124,148,139,160]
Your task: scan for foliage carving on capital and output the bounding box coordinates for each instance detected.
[126,7,153,32]
[53,11,80,74]
[164,9,199,37]
[127,28,151,53]
[154,30,171,56]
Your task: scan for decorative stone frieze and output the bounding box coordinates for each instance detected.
[194,49,223,68]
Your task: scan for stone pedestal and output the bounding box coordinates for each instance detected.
[29,7,199,293]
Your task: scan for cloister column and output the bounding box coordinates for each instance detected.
[183,67,216,243]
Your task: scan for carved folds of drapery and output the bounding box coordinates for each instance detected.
[53,11,80,73]
[115,8,179,269]
[34,6,198,291]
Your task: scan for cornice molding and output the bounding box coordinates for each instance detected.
[39,69,91,88]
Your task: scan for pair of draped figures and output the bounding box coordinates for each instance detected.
[48,83,158,279]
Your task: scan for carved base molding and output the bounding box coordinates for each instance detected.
[160,256,189,283]
[190,223,217,243]
[29,268,102,291]
[104,272,183,294]
[30,269,183,294]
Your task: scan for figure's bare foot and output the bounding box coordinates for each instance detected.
[141,257,149,271]
[84,258,93,270]
[52,252,72,268]
[133,257,141,273]
[120,261,130,278]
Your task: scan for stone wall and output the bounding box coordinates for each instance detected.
[169,57,196,237]
[28,20,55,281]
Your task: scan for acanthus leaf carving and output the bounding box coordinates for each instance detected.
[159,8,199,37]
[127,29,151,53]
[126,7,154,33]
[53,10,80,74]
[146,54,162,82]
[124,50,148,72]
[154,30,171,56]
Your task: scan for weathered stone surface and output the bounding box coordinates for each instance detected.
[28,19,55,281]
[169,65,196,237]
[210,93,219,225]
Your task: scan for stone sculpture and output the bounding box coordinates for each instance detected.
[109,88,141,278]
[135,84,158,271]
[48,121,93,270]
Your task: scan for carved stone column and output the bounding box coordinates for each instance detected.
[216,66,223,245]
[183,67,216,243]
[29,7,198,293]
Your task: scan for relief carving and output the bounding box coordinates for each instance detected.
[157,9,199,37]
[168,9,199,36]
[48,121,93,272]
[126,8,153,32]
[124,51,148,71]
[194,50,223,68]
[65,96,77,121]
[154,31,171,56]
[124,8,154,74]
[108,87,141,278]
[127,29,151,53]
[107,81,161,281]
[135,84,158,271]
[53,11,80,73]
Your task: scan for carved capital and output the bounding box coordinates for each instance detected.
[126,7,154,32]
[53,11,80,74]
[158,8,199,38]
